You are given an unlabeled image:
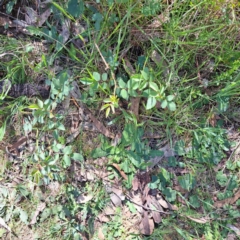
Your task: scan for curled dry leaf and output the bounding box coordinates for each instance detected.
[111,163,127,180]
[139,211,154,235]
[30,202,46,225]
[77,194,93,204]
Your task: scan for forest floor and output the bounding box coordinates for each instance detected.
[0,0,240,239]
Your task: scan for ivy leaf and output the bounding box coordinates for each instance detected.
[67,0,84,18]
[178,174,196,191]
[146,97,156,110]
[162,187,176,202]
[92,13,103,31]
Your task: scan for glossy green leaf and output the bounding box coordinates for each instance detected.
[102,73,108,81]
[166,95,175,101]
[67,0,84,18]
[149,82,159,92]
[146,96,157,109]
[120,89,129,100]
[63,155,71,167]
[93,72,101,81]
[168,101,176,111]
[161,99,167,108]
[72,153,84,162]
[0,120,7,141]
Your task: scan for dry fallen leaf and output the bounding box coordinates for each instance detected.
[227,224,240,236]
[111,186,125,201]
[104,206,115,215]
[132,176,139,191]
[186,216,209,224]
[139,211,154,235]
[77,194,93,204]
[98,227,105,240]
[111,163,128,180]
[157,195,169,209]
[38,9,51,27]
[97,213,110,223]
[30,202,46,225]
[214,189,240,208]
[110,193,122,207]
[130,193,143,213]
[0,217,11,232]
[60,18,70,44]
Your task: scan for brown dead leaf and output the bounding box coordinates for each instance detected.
[38,9,51,27]
[148,5,171,28]
[214,189,240,208]
[227,224,240,236]
[84,106,115,139]
[186,216,209,224]
[97,213,110,223]
[139,211,154,235]
[111,163,127,180]
[148,196,163,223]
[167,202,178,211]
[110,193,122,207]
[77,194,93,204]
[130,193,143,213]
[111,186,125,201]
[0,217,11,232]
[30,202,46,225]
[60,18,70,44]
[157,196,169,209]
[98,227,105,240]
[104,206,115,215]
[132,176,139,191]
[25,7,38,25]
[130,97,140,118]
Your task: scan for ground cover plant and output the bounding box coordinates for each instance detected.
[0,0,240,239]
